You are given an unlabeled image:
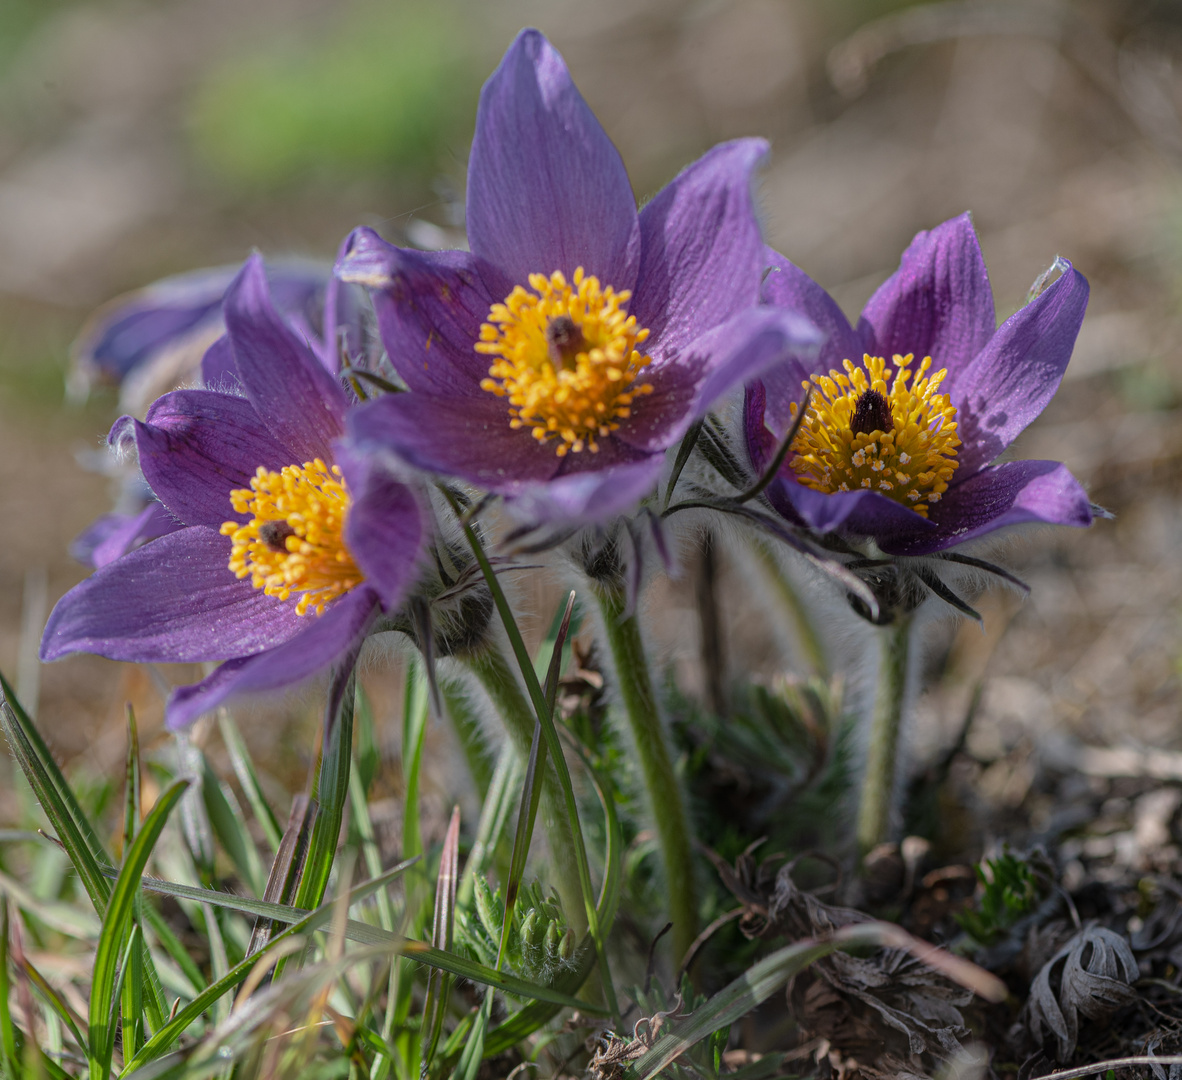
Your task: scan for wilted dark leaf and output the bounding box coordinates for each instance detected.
[1022,923,1140,1061]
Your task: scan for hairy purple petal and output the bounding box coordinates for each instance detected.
[40,526,305,664]
[334,228,492,395]
[466,29,640,296]
[506,458,663,526]
[131,390,293,527]
[165,586,379,729]
[632,139,768,357]
[857,213,996,381]
[953,264,1089,474]
[878,460,1093,555]
[335,446,425,610]
[348,392,562,491]
[618,307,821,453]
[224,254,348,461]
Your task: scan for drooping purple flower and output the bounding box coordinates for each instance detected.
[744,214,1094,556]
[71,254,366,408]
[42,254,425,729]
[335,29,819,526]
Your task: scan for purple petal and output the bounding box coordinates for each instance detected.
[952,263,1089,474]
[224,254,348,461]
[71,503,181,569]
[335,446,426,610]
[617,307,821,453]
[632,139,769,358]
[765,478,938,539]
[857,214,996,382]
[505,458,663,527]
[73,266,236,384]
[878,460,1093,556]
[761,247,864,429]
[334,228,493,396]
[165,586,378,729]
[129,390,295,527]
[348,392,562,492]
[466,29,640,295]
[40,526,306,664]
[200,335,239,390]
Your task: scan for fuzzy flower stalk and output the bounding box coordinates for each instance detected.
[744,214,1094,854]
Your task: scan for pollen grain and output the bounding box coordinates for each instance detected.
[220,459,363,615]
[477,267,654,456]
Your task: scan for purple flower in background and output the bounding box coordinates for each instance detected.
[70,256,366,410]
[744,214,1094,556]
[42,254,425,729]
[336,28,819,526]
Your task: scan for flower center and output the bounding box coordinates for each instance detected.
[477,267,654,456]
[220,459,364,615]
[787,353,960,518]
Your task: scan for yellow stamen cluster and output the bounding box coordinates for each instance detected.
[220,459,363,615]
[477,267,654,456]
[788,353,960,518]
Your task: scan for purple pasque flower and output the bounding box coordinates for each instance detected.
[335,28,819,526]
[744,214,1094,557]
[42,254,425,730]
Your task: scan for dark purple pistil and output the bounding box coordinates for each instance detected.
[258,520,296,553]
[546,315,587,369]
[850,389,892,436]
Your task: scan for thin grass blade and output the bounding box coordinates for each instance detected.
[450,988,493,1080]
[216,711,282,853]
[293,665,357,913]
[200,752,266,897]
[457,743,523,908]
[122,706,140,858]
[497,592,576,969]
[0,681,111,914]
[121,920,145,1063]
[246,794,317,959]
[89,778,188,1080]
[0,897,17,1078]
[421,806,461,1074]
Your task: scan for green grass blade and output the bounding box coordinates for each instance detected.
[347,767,396,933]
[110,866,601,1012]
[200,752,266,898]
[216,711,282,854]
[497,592,575,969]
[122,707,140,858]
[121,922,145,1063]
[449,989,492,1080]
[625,937,839,1080]
[443,493,609,995]
[293,667,357,913]
[421,807,460,1075]
[457,744,522,909]
[0,681,111,914]
[89,779,189,1080]
[120,859,440,1074]
[481,737,624,1056]
[19,954,87,1058]
[0,898,18,1078]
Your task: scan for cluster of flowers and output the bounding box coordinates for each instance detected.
[42,29,1094,732]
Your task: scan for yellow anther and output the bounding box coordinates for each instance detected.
[788,353,960,518]
[220,459,363,615]
[477,267,654,456]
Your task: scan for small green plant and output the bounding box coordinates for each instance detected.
[956,849,1048,947]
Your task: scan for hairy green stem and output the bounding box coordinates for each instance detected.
[464,647,588,938]
[856,616,913,857]
[594,583,698,964]
[747,536,828,677]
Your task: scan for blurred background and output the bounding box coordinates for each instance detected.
[0,0,1179,850]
